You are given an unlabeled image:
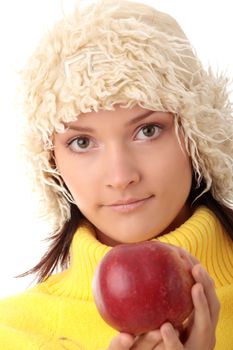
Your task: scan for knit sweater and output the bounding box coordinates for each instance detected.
[0,206,232,350]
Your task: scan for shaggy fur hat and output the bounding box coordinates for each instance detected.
[19,0,233,231]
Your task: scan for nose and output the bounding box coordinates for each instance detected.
[104,145,141,191]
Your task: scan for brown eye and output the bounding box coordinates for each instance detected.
[76,137,90,149]
[136,124,162,140]
[68,136,94,153]
[142,125,156,137]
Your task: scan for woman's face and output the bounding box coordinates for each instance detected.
[53,105,193,245]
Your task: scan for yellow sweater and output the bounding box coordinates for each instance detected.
[0,206,233,350]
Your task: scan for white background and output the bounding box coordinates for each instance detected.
[0,0,232,298]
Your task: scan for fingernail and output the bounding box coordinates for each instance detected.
[199,266,205,276]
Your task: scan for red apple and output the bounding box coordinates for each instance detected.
[92,241,195,335]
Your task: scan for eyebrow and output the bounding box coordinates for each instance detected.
[64,110,155,133]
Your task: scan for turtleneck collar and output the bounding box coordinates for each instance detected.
[43,206,232,299]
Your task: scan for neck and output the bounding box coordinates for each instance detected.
[95,202,193,246]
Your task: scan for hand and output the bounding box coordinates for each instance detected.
[106,263,220,350]
[159,263,220,350]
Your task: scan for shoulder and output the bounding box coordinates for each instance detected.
[0,271,66,330]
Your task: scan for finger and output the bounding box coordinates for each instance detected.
[192,283,211,327]
[160,323,183,350]
[192,264,220,326]
[130,330,162,350]
[107,333,134,350]
[185,282,212,347]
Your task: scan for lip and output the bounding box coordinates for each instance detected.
[106,196,153,213]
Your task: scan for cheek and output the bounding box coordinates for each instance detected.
[62,166,100,211]
[165,150,193,201]
[168,150,192,179]
[54,157,86,199]
[165,131,192,180]
[145,141,192,193]
[65,170,92,196]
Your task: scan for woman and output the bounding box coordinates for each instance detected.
[0,1,232,349]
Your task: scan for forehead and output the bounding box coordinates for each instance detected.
[64,104,148,124]
[63,105,174,129]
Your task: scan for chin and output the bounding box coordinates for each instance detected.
[94,215,172,245]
